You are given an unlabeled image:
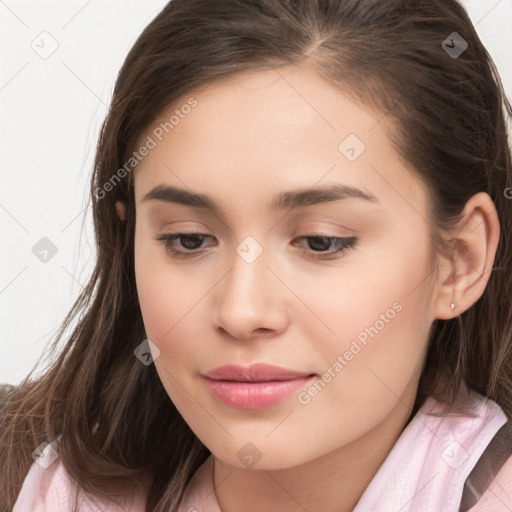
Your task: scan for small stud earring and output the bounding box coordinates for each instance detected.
[450,302,455,311]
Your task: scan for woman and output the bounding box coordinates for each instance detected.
[2,0,512,510]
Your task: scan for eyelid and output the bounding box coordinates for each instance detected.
[155,231,358,261]
[295,220,356,235]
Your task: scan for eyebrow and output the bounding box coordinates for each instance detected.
[141,183,379,212]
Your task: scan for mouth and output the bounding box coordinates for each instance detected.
[203,363,317,409]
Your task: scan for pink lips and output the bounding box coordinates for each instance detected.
[203,363,316,409]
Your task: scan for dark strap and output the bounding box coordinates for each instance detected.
[459,420,512,511]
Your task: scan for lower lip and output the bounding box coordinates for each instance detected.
[204,375,316,409]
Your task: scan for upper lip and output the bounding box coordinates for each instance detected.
[203,363,315,382]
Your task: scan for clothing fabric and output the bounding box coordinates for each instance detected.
[11,448,146,512]
[177,385,510,511]
[12,386,510,512]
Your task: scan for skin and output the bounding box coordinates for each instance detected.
[116,65,499,512]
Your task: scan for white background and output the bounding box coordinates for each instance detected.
[1,0,512,384]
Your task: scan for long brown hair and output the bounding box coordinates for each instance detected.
[2,1,511,510]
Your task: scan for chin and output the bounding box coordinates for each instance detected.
[210,440,317,471]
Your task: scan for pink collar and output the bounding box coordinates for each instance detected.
[178,388,507,512]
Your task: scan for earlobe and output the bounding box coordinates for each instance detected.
[115,200,127,221]
[434,192,500,320]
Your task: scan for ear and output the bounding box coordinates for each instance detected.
[115,200,127,221]
[433,192,500,320]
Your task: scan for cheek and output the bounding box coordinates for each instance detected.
[134,239,202,365]
[301,232,434,402]
[293,228,432,350]
[294,301,430,444]
[136,279,202,361]
[134,251,208,416]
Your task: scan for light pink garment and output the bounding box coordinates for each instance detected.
[177,386,511,512]
[11,443,146,512]
[13,386,510,512]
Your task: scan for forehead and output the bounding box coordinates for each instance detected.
[132,65,429,221]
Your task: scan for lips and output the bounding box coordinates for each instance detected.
[203,363,317,409]
[203,363,314,382]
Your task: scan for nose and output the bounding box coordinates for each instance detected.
[214,243,290,341]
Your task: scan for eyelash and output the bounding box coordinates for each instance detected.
[155,232,357,260]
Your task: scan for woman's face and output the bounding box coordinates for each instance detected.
[132,65,441,469]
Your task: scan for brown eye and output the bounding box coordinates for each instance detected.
[155,233,216,258]
[291,236,357,260]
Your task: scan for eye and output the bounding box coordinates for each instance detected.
[291,235,357,260]
[155,233,216,259]
[155,232,357,260]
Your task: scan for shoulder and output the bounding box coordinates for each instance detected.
[12,441,147,512]
[465,397,512,512]
[449,390,512,511]
[471,454,512,511]
[12,444,78,511]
